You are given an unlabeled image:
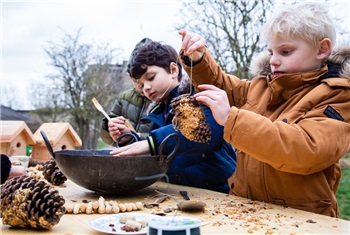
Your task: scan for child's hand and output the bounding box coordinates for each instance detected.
[108,116,133,142]
[110,140,150,156]
[179,29,206,62]
[194,84,230,126]
[9,165,27,180]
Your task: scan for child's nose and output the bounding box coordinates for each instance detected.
[270,55,280,67]
[143,82,151,91]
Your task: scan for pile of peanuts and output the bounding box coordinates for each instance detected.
[65,196,144,214]
[26,166,44,180]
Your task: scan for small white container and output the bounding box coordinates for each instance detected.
[148,216,201,235]
[10,155,30,168]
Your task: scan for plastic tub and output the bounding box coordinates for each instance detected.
[148,216,201,235]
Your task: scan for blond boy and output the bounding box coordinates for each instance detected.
[179,3,350,217]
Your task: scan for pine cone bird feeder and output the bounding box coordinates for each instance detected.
[171,94,211,143]
[42,158,67,186]
[1,175,66,229]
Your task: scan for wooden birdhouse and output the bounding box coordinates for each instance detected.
[32,123,82,162]
[0,121,36,156]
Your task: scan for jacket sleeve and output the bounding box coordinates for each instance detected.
[225,90,350,175]
[149,104,226,155]
[138,122,151,140]
[220,79,350,174]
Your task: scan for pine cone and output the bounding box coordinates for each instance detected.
[1,175,66,229]
[171,94,212,143]
[42,158,67,186]
[28,158,45,168]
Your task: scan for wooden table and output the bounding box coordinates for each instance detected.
[1,180,349,234]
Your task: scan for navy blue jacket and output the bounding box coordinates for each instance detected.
[142,83,236,193]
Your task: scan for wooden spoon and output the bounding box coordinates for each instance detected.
[92,97,135,131]
[92,97,111,121]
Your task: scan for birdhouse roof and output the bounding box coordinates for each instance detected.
[0,121,36,145]
[33,123,82,147]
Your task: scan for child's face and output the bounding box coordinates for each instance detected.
[267,35,324,76]
[131,79,145,96]
[137,65,178,102]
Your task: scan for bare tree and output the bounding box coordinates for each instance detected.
[37,28,129,149]
[176,0,274,79]
[30,79,66,122]
[0,87,21,109]
[178,0,349,80]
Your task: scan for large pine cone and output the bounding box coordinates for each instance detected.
[42,158,67,186]
[171,94,211,143]
[1,175,65,229]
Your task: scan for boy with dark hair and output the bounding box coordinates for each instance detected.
[110,41,236,193]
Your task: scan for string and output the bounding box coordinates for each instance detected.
[189,56,193,95]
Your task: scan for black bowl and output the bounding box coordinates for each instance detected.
[54,150,173,194]
[41,131,179,194]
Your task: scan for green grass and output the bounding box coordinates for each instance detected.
[96,138,112,149]
[337,165,350,220]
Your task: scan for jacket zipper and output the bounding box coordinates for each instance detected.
[135,98,146,132]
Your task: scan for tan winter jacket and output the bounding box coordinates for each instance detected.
[180,45,350,217]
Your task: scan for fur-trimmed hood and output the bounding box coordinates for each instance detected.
[177,73,192,95]
[249,43,350,79]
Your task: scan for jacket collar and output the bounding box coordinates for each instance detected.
[268,67,328,105]
[148,86,180,114]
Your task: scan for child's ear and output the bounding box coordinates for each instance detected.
[317,38,332,60]
[170,62,179,75]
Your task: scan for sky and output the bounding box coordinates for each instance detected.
[1,0,183,109]
[1,0,349,110]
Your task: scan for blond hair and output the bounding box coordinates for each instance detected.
[260,3,336,49]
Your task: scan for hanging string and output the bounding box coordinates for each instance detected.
[177,53,193,96]
[189,56,193,95]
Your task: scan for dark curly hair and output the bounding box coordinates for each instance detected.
[126,38,152,75]
[129,41,182,81]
